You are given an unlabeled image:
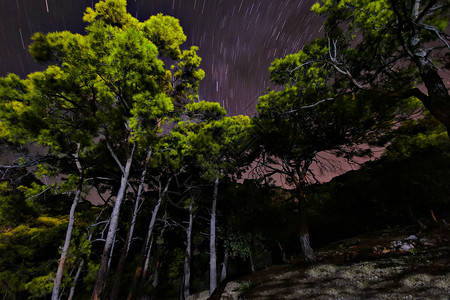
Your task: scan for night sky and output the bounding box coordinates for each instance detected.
[0,0,323,116]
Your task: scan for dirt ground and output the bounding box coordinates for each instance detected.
[227,226,450,300]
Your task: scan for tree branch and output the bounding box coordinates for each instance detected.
[419,23,450,50]
[106,142,125,174]
[327,38,367,89]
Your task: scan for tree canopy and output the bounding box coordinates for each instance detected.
[272,0,449,134]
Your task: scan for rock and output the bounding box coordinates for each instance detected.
[220,281,244,300]
[186,290,209,300]
[400,243,414,252]
[419,238,435,247]
[405,235,417,241]
[391,240,402,248]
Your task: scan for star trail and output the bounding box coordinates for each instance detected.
[0,0,323,115]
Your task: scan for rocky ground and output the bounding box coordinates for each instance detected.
[210,226,450,300]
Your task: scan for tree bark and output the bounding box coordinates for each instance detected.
[127,176,172,300]
[249,252,255,273]
[293,162,315,263]
[389,0,450,136]
[220,248,229,283]
[110,149,152,300]
[68,259,84,300]
[298,192,315,263]
[91,144,135,300]
[183,201,194,299]
[52,146,83,300]
[209,176,219,296]
[152,260,160,288]
[413,53,450,135]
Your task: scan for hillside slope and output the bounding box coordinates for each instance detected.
[212,226,450,300]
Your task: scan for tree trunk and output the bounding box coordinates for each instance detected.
[152,260,160,288]
[106,232,116,277]
[183,202,194,299]
[413,52,450,135]
[299,193,315,263]
[390,0,450,136]
[209,176,219,296]
[141,178,171,279]
[91,144,135,300]
[127,177,172,300]
[292,162,315,263]
[109,226,131,300]
[249,252,255,273]
[68,201,109,299]
[110,149,152,300]
[68,259,84,300]
[220,248,229,283]
[52,146,83,300]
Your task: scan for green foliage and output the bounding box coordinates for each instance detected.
[384,114,450,160]
[254,83,415,185]
[307,0,450,130]
[0,2,206,297]
[185,101,226,122]
[0,182,36,227]
[167,248,184,280]
[1,0,204,158]
[165,103,251,180]
[24,275,54,299]
[139,13,187,59]
[254,0,424,186]
[83,0,134,27]
[0,215,65,298]
[223,230,264,259]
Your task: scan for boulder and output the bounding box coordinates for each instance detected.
[186,290,209,300]
[220,281,244,300]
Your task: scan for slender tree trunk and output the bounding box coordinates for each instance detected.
[127,177,172,300]
[183,202,194,299]
[209,176,219,296]
[298,191,315,263]
[109,228,131,300]
[68,201,110,299]
[91,144,135,300]
[106,232,116,277]
[292,162,315,263]
[292,160,316,263]
[152,260,160,288]
[110,149,152,300]
[68,259,84,300]
[249,252,255,273]
[141,178,172,279]
[52,146,83,300]
[220,248,229,283]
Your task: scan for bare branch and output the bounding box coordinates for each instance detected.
[327,38,367,89]
[416,0,442,22]
[106,142,125,173]
[88,220,109,229]
[419,23,450,50]
[26,186,53,200]
[288,61,317,75]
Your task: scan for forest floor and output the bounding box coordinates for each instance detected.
[214,225,450,300]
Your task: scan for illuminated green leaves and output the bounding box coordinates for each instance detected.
[139,14,187,59]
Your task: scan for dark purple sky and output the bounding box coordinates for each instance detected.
[0,0,323,116]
